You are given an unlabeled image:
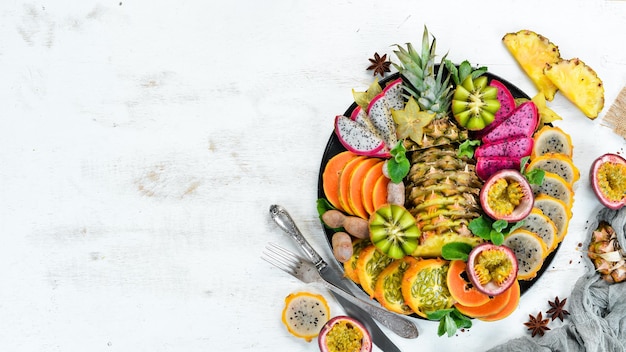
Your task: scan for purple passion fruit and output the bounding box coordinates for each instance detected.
[318,316,372,352]
[466,243,518,296]
[590,153,626,210]
[480,169,534,222]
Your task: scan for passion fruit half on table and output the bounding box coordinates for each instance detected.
[590,153,626,210]
[318,316,372,352]
[479,169,534,222]
[466,243,518,296]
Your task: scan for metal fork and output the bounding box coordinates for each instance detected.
[262,242,419,339]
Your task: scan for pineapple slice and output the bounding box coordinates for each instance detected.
[502,30,561,101]
[544,58,605,119]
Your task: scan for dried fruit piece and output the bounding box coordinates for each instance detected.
[282,292,331,342]
[588,221,626,283]
[544,58,605,119]
[502,30,561,101]
[401,258,455,318]
[369,204,420,259]
[318,316,372,352]
[480,169,534,222]
[452,75,500,130]
[503,229,548,280]
[466,243,518,296]
[590,153,626,210]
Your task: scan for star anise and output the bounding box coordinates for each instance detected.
[547,296,570,321]
[367,53,391,77]
[524,312,551,337]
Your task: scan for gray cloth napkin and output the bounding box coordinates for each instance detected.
[488,206,626,352]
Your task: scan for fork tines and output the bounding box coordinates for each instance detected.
[261,242,305,274]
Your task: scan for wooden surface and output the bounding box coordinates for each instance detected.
[1,0,625,351]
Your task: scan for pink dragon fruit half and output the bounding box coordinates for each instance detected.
[472,79,517,140]
[366,94,398,149]
[481,101,538,144]
[381,78,404,111]
[334,115,390,157]
[476,156,523,181]
[475,136,534,158]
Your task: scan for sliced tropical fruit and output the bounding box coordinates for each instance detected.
[373,256,417,315]
[282,291,330,342]
[502,30,561,101]
[338,155,367,215]
[527,153,580,185]
[355,245,395,298]
[520,208,558,252]
[343,238,371,284]
[503,229,548,280]
[401,258,455,318]
[371,175,390,210]
[532,171,574,208]
[323,151,358,212]
[478,280,521,321]
[590,153,626,210]
[369,204,420,259]
[532,125,573,158]
[348,158,383,219]
[361,161,385,215]
[534,194,572,243]
[446,259,491,307]
[455,281,513,318]
[544,58,605,119]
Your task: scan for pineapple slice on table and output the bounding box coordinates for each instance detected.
[502,30,561,101]
[544,58,605,119]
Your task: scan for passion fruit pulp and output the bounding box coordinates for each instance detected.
[590,153,626,210]
[318,316,372,352]
[479,169,534,222]
[466,243,518,296]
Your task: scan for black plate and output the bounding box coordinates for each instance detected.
[317,71,559,307]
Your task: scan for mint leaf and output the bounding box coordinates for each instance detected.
[492,219,508,233]
[442,242,473,261]
[491,231,505,245]
[316,198,334,217]
[469,216,493,240]
[508,220,525,233]
[444,60,460,85]
[526,169,545,186]
[427,308,454,321]
[451,309,473,329]
[443,315,457,337]
[458,139,481,159]
[387,141,410,183]
[520,156,530,174]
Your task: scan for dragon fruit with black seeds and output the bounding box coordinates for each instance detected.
[334,115,390,157]
[381,78,405,111]
[481,101,538,144]
[476,156,523,181]
[474,136,534,158]
[367,93,399,148]
[472,79,516,139]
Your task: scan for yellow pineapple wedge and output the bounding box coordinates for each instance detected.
[503,30,561,101]
[544,58,605,119]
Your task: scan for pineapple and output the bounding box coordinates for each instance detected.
[405,145,484,257]
[544,58,605,119]
[502,30,561,101]
[393,27,468,151]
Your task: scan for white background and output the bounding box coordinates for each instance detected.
[0,0,625,351]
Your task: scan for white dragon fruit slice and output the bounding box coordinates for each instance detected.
[366,94,398,149]
[334,115,390,157]
[381,78,405,111]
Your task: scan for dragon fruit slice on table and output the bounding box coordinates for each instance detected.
[475,136,534,158]
[334,115,390,157]
[482,101,539,144]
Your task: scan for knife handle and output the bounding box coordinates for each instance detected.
[269,204,327,270]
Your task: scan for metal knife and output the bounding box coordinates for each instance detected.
[269,204,418,350]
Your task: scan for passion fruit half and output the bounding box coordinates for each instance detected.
[466,243,518,296]
[318,315,372,352]
[590,153,626,210]
[479,169,534,222]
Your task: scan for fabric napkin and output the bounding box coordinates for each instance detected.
[488,206,626,352]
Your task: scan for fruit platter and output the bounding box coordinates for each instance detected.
[314,27,607,337]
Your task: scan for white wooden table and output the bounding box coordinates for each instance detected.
[1,1,625,351]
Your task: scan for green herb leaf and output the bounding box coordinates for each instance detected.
[508,220,525,233]
[388,141,410,183]
[450,309,473,329]
[444,60,460,85]
[426,308,454,321]
[458,61,472,83]
[458,139,481,159]
[469,216,493,240]
[491,231,505,245]
[316,198,334,217]
[526,169,546,185]
[470,66,488,80]
[442,242,473,261]
[492,219,508,233]
[443,315,458,337]
[520,156,530,174]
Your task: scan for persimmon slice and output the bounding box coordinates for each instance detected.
[446,260,490,307]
